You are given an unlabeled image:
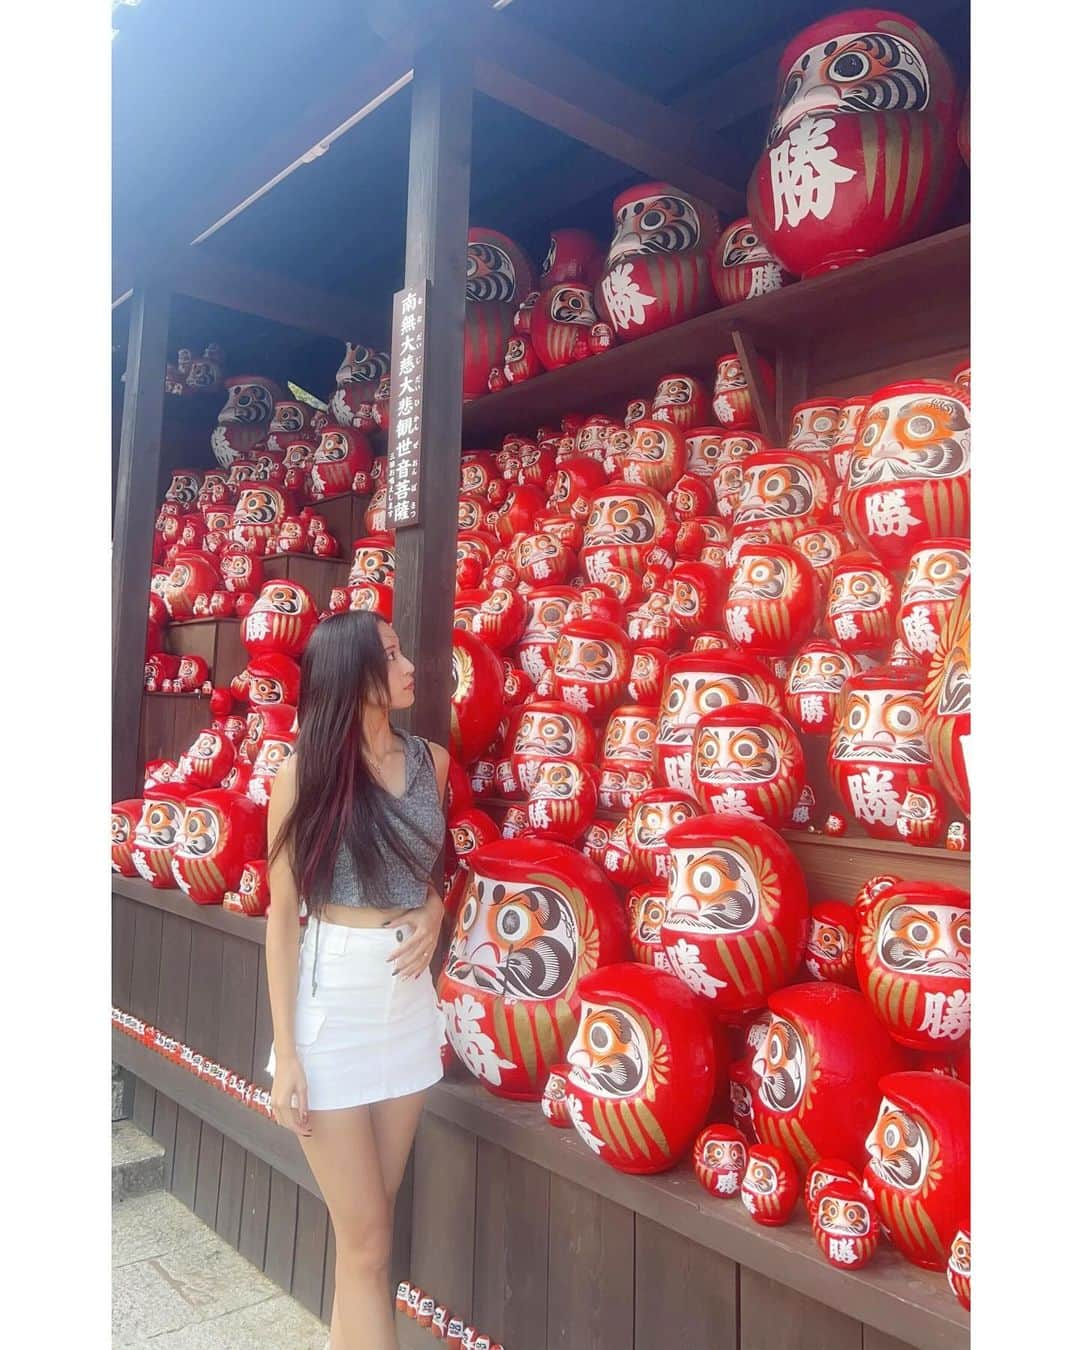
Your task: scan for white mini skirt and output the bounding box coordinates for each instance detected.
[266,918,445,1111]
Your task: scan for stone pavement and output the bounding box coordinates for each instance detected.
[113,1189,329,1348]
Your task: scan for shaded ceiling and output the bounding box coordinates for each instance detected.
[113,0,969,390]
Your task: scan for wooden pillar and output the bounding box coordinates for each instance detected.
[112,283,172,799]
[391,40,473,746]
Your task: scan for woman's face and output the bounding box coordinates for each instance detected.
[378,622,416,709]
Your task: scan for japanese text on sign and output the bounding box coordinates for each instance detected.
[387,283,430,527]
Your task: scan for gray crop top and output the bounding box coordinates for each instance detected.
[326,730,444,913]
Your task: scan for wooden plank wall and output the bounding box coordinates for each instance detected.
[398,1115,922,1350]
[112,892,412,1323]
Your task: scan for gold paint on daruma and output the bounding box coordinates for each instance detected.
[754,930,780,985]
[533,1003,559,1070]
[493,998,513,1063]
[513,1001,538,1085]
[617,1100,650,1159]
[635,1099,671,1157]
[883,114,903,217]
[862,114,879,202]
[600,1099,632,1158]
[901,117,924,231]
[715,939,749,994]
[902,980,920,1027]
[737,936,765,993]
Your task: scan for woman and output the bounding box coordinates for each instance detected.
[265,610,449,1350]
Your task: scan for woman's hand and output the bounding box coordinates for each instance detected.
[271,1054,312,1137]
[389,891,445,979]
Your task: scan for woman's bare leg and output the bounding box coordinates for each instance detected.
[370,1089,428,1203]
[300,1105,397,1350]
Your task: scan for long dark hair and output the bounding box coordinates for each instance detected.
[269,610,440,916]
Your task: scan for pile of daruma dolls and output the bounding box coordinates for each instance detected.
[433,352,971,1305]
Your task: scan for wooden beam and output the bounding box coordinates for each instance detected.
[731,328,780,446]
[471,11,745,215]
[113,284,171,800]
[155,248,387,344]
[391,39,473,748]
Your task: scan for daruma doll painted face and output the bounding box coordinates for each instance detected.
[751,982,907,1171]
[710,217,792,305]
[784,641,861,736]
[813,1180,880,1268]
[525,760,598,842]
[437,838,630,1100]
[511,699,597,796]
[622,420,687,495]
[746,9,960,277]
[463,228,536,400]
[626,882,672,971]
[661,813,809,1012]
[580,482,674,582]
[805,901,859,985]
[241,580,318,659]
[627,788,701,882]
[805,1156,862,1221]
[741,1144,799,1225]
[825,552,897,654]
[564,962,717,1174]
[897,538,970,663]
[948,1221,971,1310]
[828,663,944,843]
[856,879,970,1051]
[691,703,806,826]
[552,619,632,721]
[132,784,192,888]
[841,380,971,569]
[733,450,834,543]
[111,799,143,877]
[596,182,719,341]
[693,1124,749,1197]
[863,1071,970,1271]
[724,542,817,656]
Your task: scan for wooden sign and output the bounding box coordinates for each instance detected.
[387,280,431,528]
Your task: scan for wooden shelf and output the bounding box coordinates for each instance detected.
[425,1078,968,1350]
[461,225,970,443]
[113,875,268,944]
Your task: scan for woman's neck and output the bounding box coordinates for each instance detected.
[361,704,397,760]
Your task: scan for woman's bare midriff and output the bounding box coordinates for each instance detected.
[319,901,414,929]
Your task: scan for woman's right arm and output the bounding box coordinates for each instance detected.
[265,756,311,1136]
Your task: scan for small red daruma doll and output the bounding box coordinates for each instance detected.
[804,1156,861,1222]
[863,1071,971,1272]
[813,1180,880,1269]
[724,542,817,657]
[626,882,671,971]
[394,1281,410,1315]
[741,1144,799,1225]
[621,419,687,495]
[693,1124,748,1198]
[897,538,970,664]
[463,227,536,400]
[825,552,897,654]
[652,374,710,432]
[841,380,971,569]
[856,879,970,1052]
[552,618,632,720]
[525,759,598,842]
[310,424,374,499]
[732,449,835,543]
[662,813,809,1012]
[172,789,267,905]
[710,217,793,304]
[691,703,806,826]
[222,859,271,916]
[948,1220,971,1310]
[176,729,236,789]
[627,788,701,882]
[595,181,719,342]
[784,641,861,736]
[565,962,717,1174]
[111,799,144,877]
[828,663,945,844]
[712,352,773,432]
[511,698,597,796]
[805,901,859,986]
[541,1064,573,1127]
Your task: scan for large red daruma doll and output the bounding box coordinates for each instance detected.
[828,663,945,843]
[463,228,536,400]
[437,839,630,1100]
[723,542,817,656]
[856,880,970,1051]
[841,380,971,569]
[863,1071,970,1271]
[132,784,192,888]
[747,10,960,278]
[564,963,717,1174]
[449,629,505,764]
[596,182,720,341]
[691,703,806,826]
[172,789,267,905]
[241,580,318,659]
[751,983,907,1172]
[661,814,809,1011]
[923,578,970,817]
